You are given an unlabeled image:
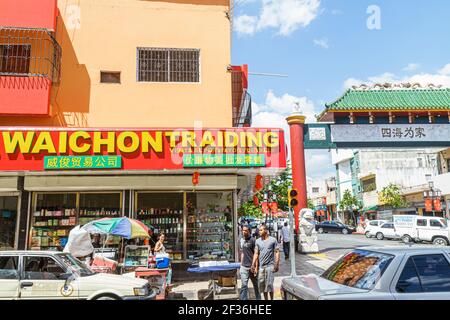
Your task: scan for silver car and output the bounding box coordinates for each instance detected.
[281,246,450,300]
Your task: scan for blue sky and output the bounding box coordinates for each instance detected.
[231,0,450,179]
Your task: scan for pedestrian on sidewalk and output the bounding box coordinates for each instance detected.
[239,225,260,300]
[252,224,280,300]
[279,222,291,260]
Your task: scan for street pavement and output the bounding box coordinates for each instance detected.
[169,233,410,300]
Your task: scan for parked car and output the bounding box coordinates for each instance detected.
[281,246,450,300]
[0,251,156,300]
[364,220,389,238]
[370,222,400,240]
[315,220,355,235]
[393,215,450,246]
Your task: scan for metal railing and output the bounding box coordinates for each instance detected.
[231,69,252,127]
[236,91,252,127]
[0,27,61,83]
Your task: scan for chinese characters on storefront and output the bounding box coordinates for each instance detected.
[0,128,286,171]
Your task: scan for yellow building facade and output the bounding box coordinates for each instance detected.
[0,0,234,128]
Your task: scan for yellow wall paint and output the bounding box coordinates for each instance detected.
[0,0,232,128]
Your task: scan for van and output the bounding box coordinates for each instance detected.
[393,215,450,246]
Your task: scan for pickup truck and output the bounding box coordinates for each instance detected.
[0,251,156,300]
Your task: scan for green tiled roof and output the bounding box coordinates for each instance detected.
[325,88,450,111]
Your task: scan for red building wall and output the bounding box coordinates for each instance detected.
[0,0,58,30]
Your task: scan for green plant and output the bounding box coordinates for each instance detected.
[379,184,408,208]
[237,202,263,218]
[339,190,361,212]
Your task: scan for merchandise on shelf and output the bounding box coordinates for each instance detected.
[124,245,150,268]
[186,207,233,261]
[136,207,184,259]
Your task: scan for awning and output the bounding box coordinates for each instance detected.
[362,205,378,213]
[24,174,238,191]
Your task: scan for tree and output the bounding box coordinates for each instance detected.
[237,165,292,218]
[339,190,361,226]
[379,184,407,208]
[307,198,315,209]
[339,190,360,212]
[237,202,263,219]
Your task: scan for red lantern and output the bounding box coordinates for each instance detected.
[270,202,278,214]
[255,174,263,191]
[192,171,200,186]
[261,202,269,214]
[253,195,259,206]
[425,198,433,212]
[433,199,442,212]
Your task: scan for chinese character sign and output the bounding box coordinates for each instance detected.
[331,124,450,143]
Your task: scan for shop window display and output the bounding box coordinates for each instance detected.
[79,193,123,249]
[0,196,18,250]
[186,192,234,261]
[30,193,77,251]
[136,193,184,261]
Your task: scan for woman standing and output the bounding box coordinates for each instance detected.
[154,233,166,254]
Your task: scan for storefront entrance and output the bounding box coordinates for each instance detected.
[0,194,19,250]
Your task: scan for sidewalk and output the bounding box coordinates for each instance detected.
[168,252,335,300]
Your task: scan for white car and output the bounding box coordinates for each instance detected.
[371,222,400,240]
[281,246,450,300]
[364,220,389,238]
[0,251,156,300]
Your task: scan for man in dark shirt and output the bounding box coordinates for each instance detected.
[239,225,260,300]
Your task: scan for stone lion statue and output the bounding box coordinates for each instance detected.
[299,208,319,253]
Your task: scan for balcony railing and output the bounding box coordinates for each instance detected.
[0,27,61,83]
[231,66,252,127]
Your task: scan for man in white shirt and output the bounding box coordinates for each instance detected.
[279,222,291,260]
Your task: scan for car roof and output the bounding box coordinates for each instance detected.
[0,251,63,256]
[355,245,450,255]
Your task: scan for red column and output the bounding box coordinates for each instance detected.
[286,113,307,233]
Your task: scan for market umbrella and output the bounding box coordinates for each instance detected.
[82,217,150,239]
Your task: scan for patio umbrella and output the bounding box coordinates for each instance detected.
[82,217,150,239]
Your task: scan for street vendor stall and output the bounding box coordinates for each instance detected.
[187,262,240,300]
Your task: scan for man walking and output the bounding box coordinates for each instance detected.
[252,224,280,300]
[280,222,290,260]
[239,225,260,300]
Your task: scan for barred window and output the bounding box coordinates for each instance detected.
[0,44,31,74]
[137,48,200,83]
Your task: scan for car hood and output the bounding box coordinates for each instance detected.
[282,275,368,300]
[77,273,148,289]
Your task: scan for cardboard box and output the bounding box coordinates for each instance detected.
[218,276,237,287]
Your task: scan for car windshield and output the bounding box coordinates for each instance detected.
[321,249,394,290]
[57,253,95,277]
[440,219,448,227]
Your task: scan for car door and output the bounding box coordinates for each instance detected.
[392,253,450,300]
[20,255,78,300]
[415,218,430,241]
[321,221,332,232]
[381,223,396,238]
[0,255,20,299]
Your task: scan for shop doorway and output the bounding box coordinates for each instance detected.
[0,195,19,250]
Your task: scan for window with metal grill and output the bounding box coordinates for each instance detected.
[0,44,31,74]
[137,48,200,83]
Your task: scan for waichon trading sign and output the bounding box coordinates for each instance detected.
[0,128,287,171]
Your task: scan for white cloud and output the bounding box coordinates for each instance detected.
[438,64,450,75]
[313,38,329,49]
[305,150,334,178]
[331,9,343,15]
[343,63,450,89]
[403,63,420,72]
[233,15,258,35]
[234,0,321,37]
